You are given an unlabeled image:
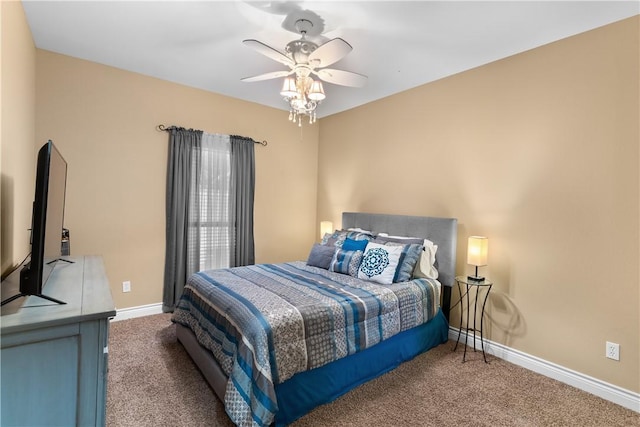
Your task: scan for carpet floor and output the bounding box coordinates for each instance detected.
[106,313,639,426]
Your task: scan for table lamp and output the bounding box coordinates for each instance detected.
[467,236,488,282]
[320,221,333,240]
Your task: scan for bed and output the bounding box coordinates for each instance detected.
[172,212,457,426]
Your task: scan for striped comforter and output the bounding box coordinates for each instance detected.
[172,261,441,427]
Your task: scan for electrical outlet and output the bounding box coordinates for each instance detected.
[606,341,620,361]
[122,281,131,293]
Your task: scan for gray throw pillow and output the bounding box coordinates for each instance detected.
[306,244,336,270]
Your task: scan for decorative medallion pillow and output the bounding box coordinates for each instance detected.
[329,249,364,277]
[358,242,404,285]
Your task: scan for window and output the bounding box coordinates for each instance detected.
[187,133,231,274]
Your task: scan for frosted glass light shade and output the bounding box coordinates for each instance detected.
[320,221,333,239]
[308,80,326,101]
[467,236,488,266]
[280,77,297,98]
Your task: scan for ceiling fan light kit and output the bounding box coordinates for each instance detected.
[242,17,367,126]
[280,72,326,126]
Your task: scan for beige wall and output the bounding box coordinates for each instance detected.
[318,17,639,393]
[1,1,37,275]
[31,51,319,309]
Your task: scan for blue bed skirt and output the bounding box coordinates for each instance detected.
[273,308,449,426]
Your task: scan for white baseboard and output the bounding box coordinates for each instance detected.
[448,327,640,413]
[112,302,164,322]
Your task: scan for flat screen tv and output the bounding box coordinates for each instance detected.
[1,140,68,306]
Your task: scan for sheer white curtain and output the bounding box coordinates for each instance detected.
[187,133,231,276]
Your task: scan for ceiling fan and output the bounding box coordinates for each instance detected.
[242,18,367,125]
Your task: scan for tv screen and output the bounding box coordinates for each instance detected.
[30,140,68,294]
[1,140,68,306]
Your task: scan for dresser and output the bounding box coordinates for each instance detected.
[1,256,116,426]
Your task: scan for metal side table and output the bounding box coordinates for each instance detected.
[453,276,493,363]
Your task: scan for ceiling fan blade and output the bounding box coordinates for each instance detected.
[241,70,293,82]
[309,38,352,67]
[242,39,294,67]
[315,68,368,87]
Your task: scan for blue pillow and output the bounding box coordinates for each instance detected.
[342,237,368,252]
[392,243,424,282]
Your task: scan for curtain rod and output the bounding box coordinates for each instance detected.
[156,124,267,146]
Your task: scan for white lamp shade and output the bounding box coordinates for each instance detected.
[307,80,326,101]
[280,77,298,98]
[467,236,488,266]
[320,221,333,239]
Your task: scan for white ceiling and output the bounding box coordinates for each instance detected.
[22,1,639,118]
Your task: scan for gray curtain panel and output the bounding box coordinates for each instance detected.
[163,129,256,312]
[230,135,255,267]
[163,127,202,312]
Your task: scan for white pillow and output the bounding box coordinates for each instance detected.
[413,240,439,279]
[348,227,373,234]
[358,242,403,285]
[375,233,439,279]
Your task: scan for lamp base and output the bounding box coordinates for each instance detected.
[467,275,485,282]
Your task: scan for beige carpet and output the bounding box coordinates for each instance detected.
[106,314,639,426]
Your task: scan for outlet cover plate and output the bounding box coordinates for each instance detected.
[606,341,620,361]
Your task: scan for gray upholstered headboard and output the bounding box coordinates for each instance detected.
[342,212,458,320]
